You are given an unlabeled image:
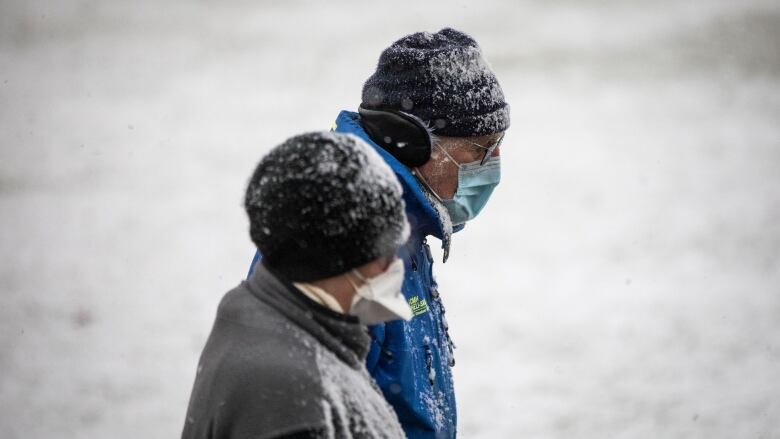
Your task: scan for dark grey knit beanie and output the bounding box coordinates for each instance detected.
[245,132,409,282]
[361,27,510,137]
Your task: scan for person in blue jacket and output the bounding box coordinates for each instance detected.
[249,28,509,438]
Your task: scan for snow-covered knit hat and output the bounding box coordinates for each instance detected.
[245,132,409,282]
[361,27,510,137]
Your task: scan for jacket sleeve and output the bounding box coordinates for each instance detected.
[364,323,386,374]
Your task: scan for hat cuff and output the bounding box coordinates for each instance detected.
[433,104,510,137]
[263,232,404,283]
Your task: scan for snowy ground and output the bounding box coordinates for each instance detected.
[1,0,779,438]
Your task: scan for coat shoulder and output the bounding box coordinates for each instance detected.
[182,286,330,438]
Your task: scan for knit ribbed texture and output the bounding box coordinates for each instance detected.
[362,28,510,137]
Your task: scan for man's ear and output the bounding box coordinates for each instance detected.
[358,106,432,167]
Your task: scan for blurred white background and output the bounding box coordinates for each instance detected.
[1,0,778,437]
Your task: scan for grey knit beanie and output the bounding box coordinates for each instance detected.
[245,132,409,282]
[362,27,510,137]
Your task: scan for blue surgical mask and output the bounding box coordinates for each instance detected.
[441,157,501,225]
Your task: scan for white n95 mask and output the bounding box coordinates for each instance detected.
[348,258,412,325]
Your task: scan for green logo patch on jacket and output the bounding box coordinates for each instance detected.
[408,296,429,317]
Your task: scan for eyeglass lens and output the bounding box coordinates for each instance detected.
[480,135,503,166]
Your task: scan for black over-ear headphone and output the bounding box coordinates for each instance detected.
[358,105,432,167]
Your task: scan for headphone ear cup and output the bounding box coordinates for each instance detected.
[358,106,432,167]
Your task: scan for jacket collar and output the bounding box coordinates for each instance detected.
[245,262,370,368]
[334,110,454,260]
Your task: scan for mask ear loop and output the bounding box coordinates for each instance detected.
[434,142,463,170]
[350,269,368,283]
[412,139,463,202]
[412,167,445,202]
[347,268,370,295]
[345,271,366,311]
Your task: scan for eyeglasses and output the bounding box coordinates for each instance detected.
[469,133,504,166]
[437,133,504,167]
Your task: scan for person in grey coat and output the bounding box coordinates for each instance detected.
[181,132,412,439]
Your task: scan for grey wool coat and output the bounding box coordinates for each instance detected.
[181,263,405,439]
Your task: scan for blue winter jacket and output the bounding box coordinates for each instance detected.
[248,111,458,438]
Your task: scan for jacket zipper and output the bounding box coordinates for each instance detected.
[422,239,456,368]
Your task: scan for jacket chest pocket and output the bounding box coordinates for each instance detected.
[380,268,443,379]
